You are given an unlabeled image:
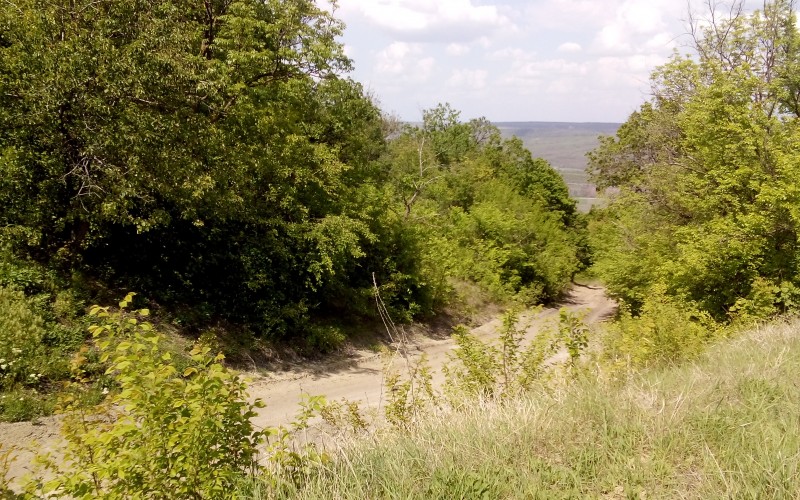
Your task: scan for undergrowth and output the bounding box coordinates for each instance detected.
[249,317,800,499]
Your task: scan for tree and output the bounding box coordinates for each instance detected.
[378,105,582,307]
[0,0,390,337]
[589,0,800,319]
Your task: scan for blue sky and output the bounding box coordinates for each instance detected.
[325,0,748,123]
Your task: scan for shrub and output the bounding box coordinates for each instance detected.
[603,285,719,369]
[27,293,266,499]
[728,276,780,324]
[305,325,346,355]
[443,310,558,400]
[0,389,55,423]
[0,287,46,391]
[557,309,589,370]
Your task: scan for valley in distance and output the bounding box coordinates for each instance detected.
[495,121,620,212]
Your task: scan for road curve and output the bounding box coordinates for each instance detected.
[247,284,616,430]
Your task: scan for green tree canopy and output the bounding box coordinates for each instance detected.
[589,0,800,320]
[0,0,389,335]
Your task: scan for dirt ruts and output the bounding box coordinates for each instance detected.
[246,284,616,430]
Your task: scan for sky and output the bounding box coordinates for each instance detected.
[325,0,744,123]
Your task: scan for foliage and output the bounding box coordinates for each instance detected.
[261,394,330,486]
[251,316,800,499]
[443,310,559,400]
[27,293,266,499]
[0,0,583,347]
[603,286,720,369]
[0,287,46,391]
[0,255,95,420]
[303,325,346,355]
[0,284,83,423]
[383,354,437,430]
[0,0,394,339]
[0,444,15,497]
[556,309,589,370]
[379,104,582,311]
[0,389,57,424]
[589,0,800,323]
[319,398,369,435]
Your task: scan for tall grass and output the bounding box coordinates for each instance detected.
[246,318,800,499]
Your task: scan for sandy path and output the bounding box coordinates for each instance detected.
[247,284,616,430]
[0,284,615,486]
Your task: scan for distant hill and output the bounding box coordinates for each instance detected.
[494,122,620,212]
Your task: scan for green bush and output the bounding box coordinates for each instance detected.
[27,293,266,499]
[603,285,720,369]
[305,325,346,355]
[443,310,558,400]
[0,287,46,391]
[728,276,781,324]
[0,389,55,423]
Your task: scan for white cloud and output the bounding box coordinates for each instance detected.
[493,45,668,99]
[338,0,514,42]
[375,42,416,74]
[557,42,582,53]
[588,0,686,55]
[416,57,436,80]
[333,0,716,121]
[446,43,471,56]
[644,32,678,51]
[618,1,667,34]
[523,0,611,31]
[446,69,488,90]
[595,24,632,54]
[477,36,493,49]
[489,47,532,60]
[374,42,436,83]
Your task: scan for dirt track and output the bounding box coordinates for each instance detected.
[0,284,615,486]
[247,284,616,430]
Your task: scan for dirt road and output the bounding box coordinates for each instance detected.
[247,284,616,430]
[0,284,615,486]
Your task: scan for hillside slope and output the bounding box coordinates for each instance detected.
[0,285,615,488]
[265,317,800,499]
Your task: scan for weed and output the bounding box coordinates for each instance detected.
[25,293,266,499]
[383,354,436,429]
[444,309,558,400]
[556,308,589,370]
[0,444,16,498]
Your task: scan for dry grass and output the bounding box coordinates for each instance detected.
[243,317,800,499]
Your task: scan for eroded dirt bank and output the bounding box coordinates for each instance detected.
[247,284,616,430]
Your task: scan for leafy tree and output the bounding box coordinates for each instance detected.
[379,105,582,307]
[0,0,391,337]
[589,0,800,320]
[0,0,587,347]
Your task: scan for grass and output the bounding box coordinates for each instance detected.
[245,317,800,499]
